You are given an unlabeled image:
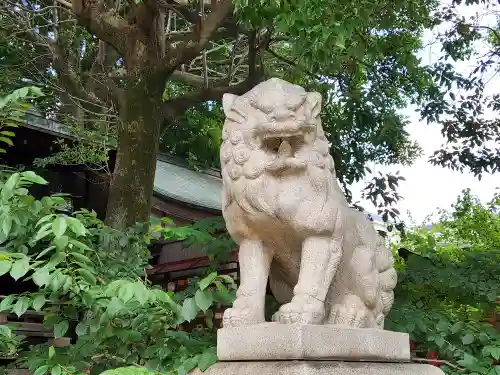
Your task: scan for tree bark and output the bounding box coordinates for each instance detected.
[104,79,162,229]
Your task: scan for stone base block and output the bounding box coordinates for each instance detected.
[191,361,445,375]
[217,323,410,362]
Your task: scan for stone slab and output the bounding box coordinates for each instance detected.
[191,361,444,375]
[217,323,410,362]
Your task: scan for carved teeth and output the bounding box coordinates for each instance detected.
[278,140,293,157]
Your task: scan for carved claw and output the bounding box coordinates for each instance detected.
[329,303,373,328]
[222,297,265,327]
[272,294,325,325]
[223,307,265,327]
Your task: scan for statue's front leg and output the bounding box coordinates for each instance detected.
[273,236,342,324]
[223,239,273,327]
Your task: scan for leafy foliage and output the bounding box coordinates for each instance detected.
[417,0,500,178]
[0,86,44,154]
[388,190,500,374]
[0,171,235,375]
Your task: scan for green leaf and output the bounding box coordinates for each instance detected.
[2,173,19,200]
[457,353,477,367]
[462,334,475,345]
[69,239,91,251]
[34,365,49,375]
[182,298,198,322]
[48,345,55,359]
[199,272,218,290]
[52,216,67,238]
[107,297,124,317]
[67,217,87,236]
[198,348,218,371]
[47,251,66,268]
[487,346,500,360]
[75,322,88,336]
[10,257,30,281]
[179,356,199,375]
[436,320,448,332]
[77,268,96,285]
[435,336,445,348]
[115,283,134,303]
[0,260,12,276]
[33,267,51,287]
[13,296,30,317]
[21,171,48,185]
[0,325,12,337]
[450,322,464,334]
[54,320,69,339]
[54,235,69,251]
[133,283,148,305]
[32,295,46,312]
[50,272,66,292]
[0,137,14,147]
[36,215,55,228]
[51,365,61,375]
[0,295,14,311]
[71,252,91,263]
[195,289,213,312]
[35,246,56,260]
[2,216,12,237]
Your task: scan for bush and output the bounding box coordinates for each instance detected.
[388,190,500,374]
[0,171,235,375]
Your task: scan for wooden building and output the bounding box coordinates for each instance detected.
[7,109,237,290]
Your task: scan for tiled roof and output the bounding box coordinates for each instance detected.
[23,111,223,211]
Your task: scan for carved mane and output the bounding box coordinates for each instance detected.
[220,78,339,216]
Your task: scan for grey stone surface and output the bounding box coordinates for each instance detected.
[217,323,410,362]
[191,361,445,375]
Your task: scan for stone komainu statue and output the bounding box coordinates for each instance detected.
[220,78,397,328]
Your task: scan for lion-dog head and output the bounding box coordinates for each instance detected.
[220,78,339,225]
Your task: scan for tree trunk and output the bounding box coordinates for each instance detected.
[104,81,162,229]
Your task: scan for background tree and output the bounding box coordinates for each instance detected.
[0,0,447,229]
[420,0,500,178]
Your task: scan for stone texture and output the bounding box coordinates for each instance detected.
[220,78,397,328]
[217,323,410,362]
[191,361,445,375]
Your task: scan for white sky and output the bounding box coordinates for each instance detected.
[351,2,500,224]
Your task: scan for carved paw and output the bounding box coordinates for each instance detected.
[329,304,373,328]
[223,298,264,327]
[272,294,325,324]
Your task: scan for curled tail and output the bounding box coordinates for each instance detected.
[374,240,397,328]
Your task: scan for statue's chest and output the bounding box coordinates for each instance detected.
[273,177,316,217]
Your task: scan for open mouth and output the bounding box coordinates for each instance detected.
[263,133,305,157]
[263,133,307,172]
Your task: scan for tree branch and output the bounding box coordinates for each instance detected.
[170,70,223,87]
[161,76,252,122]
[266,47,323,81]
[71,0,132,55]
[160,0,233,77]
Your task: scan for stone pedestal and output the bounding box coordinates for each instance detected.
[191,323,445,375]
[191,361,445,375]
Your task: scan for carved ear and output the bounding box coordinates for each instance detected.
[222,93,238,117]
[307,92,322,118]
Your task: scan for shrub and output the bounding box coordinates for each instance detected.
[388,190,500,374]
[0,171,235,375]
